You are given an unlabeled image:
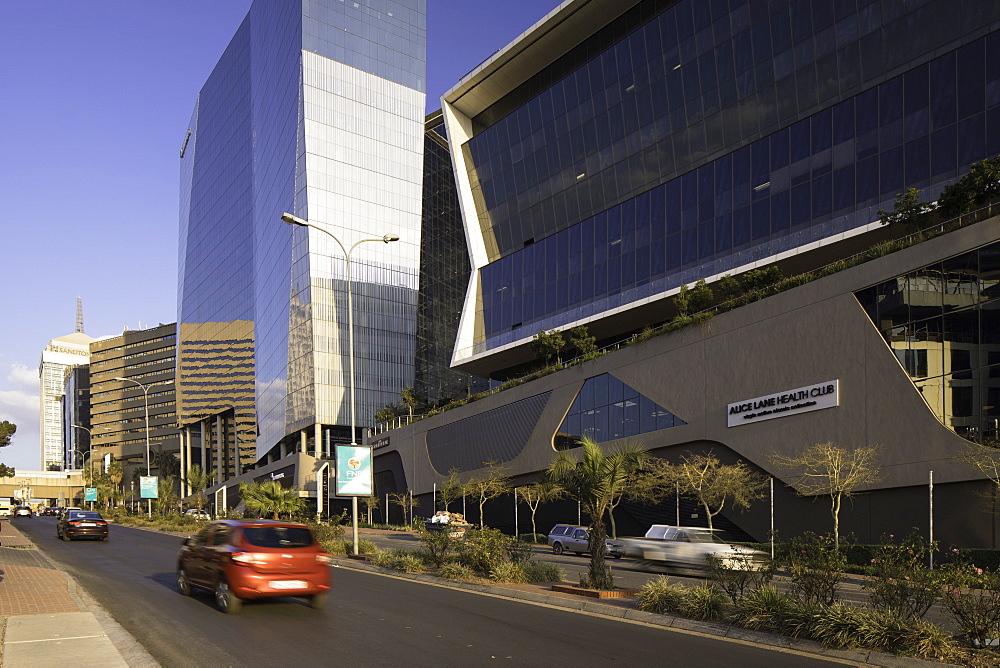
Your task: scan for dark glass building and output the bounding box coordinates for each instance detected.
[444,0,1000,376]
[369,0,1000,548]
[415,111,489,405]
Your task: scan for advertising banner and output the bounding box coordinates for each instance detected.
[140,476,159,499]
[335,445,372,496]
[84,487,97,502]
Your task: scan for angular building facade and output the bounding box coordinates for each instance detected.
[444,0,1000,377]
[177,0,426,484]
[372,0,1000,547]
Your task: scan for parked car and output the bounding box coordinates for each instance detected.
[184,509,211,520]
[0,505,13,519]
[13,506,33,517]
[176,519,332,614]
[547,524,625,558]
[56,510,109,541]
[618,525,765,572]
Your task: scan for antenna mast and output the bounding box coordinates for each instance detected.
[76,297,85,334]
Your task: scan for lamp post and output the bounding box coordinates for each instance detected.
[281,212,398,555]
[114,377,153,517]
[70,424,97,508]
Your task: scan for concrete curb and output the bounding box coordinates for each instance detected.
[331,557,955,667]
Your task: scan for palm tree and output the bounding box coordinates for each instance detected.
[239,480,305,520]
[547,437,646,590]
[185,464,213,514]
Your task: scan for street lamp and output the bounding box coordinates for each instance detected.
[70,424,100,508]
[114,376,153,517]
[281,212,398,554]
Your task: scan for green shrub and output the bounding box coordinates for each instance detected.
[863,531,940,619]
[810,603,957,659]
[456,527,514,575]
[506,540,533,565]
[437,562,477,581]
[637,576,687,614]
[490,562,527,584]
[419,527,458,567]
[938,562,1000,648]
[707,553,775,604]
[679,583,728,621]
[372,549,424,573]
[731,585,800,635]
[517,533,545,544]
[782,533,846,606]
[522,560,564,583]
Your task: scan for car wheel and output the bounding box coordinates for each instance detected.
[574,552,583,557]
[308,592,327,609]
[552,543,564,556]
[177,568,192,596]
[60,532,70,542]
[612,554,623,559]
[215,578,242,614]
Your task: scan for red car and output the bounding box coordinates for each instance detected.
[176,520,332,613]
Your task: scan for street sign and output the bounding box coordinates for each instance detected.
[140,476,158,499]
[335,445,372,496]
[84,487,97,502]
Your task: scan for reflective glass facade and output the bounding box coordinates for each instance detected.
[450,0,1000,365]
[856,241,1000,443]
[416,113,488,403]
[556,373,685,449]
[179,0,426,461]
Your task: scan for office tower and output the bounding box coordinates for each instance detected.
[89,324,180,484]
[39,333,93,470]
[177,0,426,473]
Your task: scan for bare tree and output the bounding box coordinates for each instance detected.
[645,453,766,533]
[463,461,511,528]
[956,441,1000,518]
[771,442,881,549]
[388,490,417,525]
[438,467,464,514]
[517,481,564,540]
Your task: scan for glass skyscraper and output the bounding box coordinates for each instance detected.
[444,0,1000,376]
[178,0,426,463]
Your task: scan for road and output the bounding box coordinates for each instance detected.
[16,517,845,667]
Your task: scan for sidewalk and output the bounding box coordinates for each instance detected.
[0,520,157,667]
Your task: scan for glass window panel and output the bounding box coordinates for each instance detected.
[930,125,957,178]
[715,212,732,253]
[879,146,904,195]
[957,113,986,168]
[905,135,930,186]
[930,52,957,129]
[957,39,986,121]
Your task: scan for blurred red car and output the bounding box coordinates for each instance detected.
[176,520,332,613]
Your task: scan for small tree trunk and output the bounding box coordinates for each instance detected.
[832,493,841,550]
[702,500,713,531]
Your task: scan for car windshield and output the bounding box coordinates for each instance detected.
[682,530,726,544]
[69,511,102,520]
[241,526,314,548]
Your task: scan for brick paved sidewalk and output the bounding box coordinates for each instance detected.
[0,521,81,616]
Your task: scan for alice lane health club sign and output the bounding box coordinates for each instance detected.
[727,380,839,427]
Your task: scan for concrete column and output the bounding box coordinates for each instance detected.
[314,423,322,458]
[300,429,307,454]
[215,414,223,484]
[179,427,187,497]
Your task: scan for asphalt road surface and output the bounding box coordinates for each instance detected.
[17,517,846,667]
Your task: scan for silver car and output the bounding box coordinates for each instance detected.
[547,524,625,558]
[620,525,765,571]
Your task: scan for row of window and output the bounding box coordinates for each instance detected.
[478,33,1000,342]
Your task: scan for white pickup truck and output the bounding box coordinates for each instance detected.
[619,525,765,571]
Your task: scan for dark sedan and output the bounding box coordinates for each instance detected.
[57,510,109,541]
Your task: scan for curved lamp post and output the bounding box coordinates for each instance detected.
[114,377,153,517]
[281,212,398,554]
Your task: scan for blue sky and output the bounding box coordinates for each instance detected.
[0,0,559,471]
